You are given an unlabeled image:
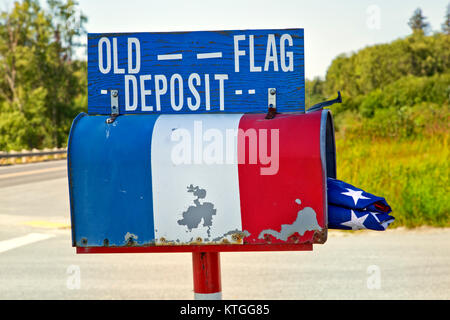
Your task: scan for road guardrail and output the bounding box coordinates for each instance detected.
[0,148,67,165]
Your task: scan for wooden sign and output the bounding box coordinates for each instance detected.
[87,29,305,115]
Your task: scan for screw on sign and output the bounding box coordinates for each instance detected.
[68,28,394,300]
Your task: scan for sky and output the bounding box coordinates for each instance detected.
[2,0,448,79]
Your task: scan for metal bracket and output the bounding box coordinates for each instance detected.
[106,90,119,124]
[265,88,277,119]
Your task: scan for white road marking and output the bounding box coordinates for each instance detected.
[157,54,183,60]
[197,52,222,59]
[235,90,242,95]
[248,89,255,94]
[0,233,55,254]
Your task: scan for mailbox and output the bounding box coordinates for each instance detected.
[70,28,337,255]
[68,109,336,253]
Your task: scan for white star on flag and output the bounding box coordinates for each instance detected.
[369,211,380,223]
[341,188,370,205]
[340,210,369,230]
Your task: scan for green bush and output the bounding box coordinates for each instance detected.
[325,32,450,98]
[357,73,450,117]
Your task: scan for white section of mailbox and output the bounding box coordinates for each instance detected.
[151,114,244,245]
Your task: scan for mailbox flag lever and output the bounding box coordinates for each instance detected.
[307,91,342,113]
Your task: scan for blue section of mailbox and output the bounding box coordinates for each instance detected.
[88,28,304,115]
[68,113,158,247]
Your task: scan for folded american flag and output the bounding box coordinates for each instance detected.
[327,178,394,231]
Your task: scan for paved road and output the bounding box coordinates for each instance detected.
[0,160,67,189]
[0,161,449,299]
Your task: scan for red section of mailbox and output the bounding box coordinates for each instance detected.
[238,112,326,246]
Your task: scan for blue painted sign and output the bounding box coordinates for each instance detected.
[87,29,305,114]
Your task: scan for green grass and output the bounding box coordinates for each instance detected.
[335,116,449,227]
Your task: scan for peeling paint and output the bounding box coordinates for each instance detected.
[154,229,251,246]
[313,229,327,244]
[258,199,322,241]
[156,237,178,246]
[177,185,217,237]
[124,232,138,244]
[211,229,251,242]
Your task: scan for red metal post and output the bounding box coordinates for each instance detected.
[192,251,222,300]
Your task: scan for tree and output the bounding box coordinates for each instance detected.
[443,3,450,35]
[41,0,87,147]
[408,8,430,34]
[0,0,87,150]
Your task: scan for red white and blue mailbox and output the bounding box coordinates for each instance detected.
[68,28,336,299]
